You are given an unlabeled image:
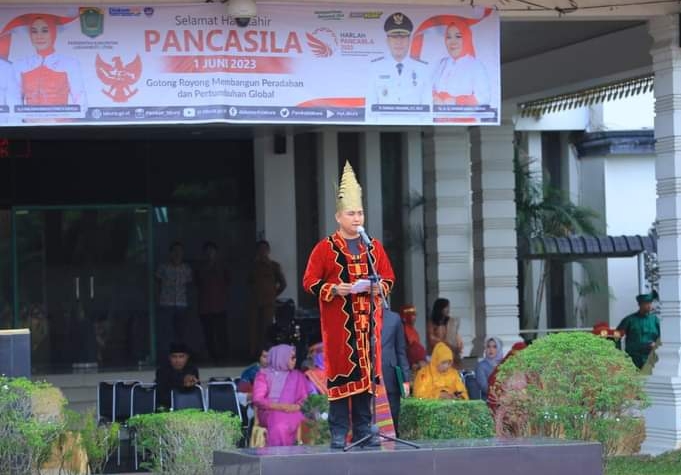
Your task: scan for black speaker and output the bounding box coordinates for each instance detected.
[274,134,286,154]
[0,329,31,378]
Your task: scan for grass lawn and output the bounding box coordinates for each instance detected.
[606,450,681,475]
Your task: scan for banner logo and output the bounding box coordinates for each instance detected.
[79,7,104,38]
[306,27,337,58]
[96,55,143,103]
[349,11,383,19]
[314,10,344,20]
[109,7,142,17]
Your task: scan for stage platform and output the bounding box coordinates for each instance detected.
[213,438,602,475]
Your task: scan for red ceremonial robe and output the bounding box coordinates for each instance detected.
[302,231,395,401]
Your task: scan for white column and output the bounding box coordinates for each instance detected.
[519,132,548,332]
[471,123,522,354]
[317,129,339,237]
[642,14,681,455]
[253,128,299,302]
[402,130,427,343]
[561,132,584,328]
[423,128,475,356]
[360,130,383,241]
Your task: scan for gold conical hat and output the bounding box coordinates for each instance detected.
[336,161,363,212]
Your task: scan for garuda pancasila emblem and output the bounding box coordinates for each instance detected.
[95,54,142,103]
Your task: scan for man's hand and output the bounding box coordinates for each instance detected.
[183,374,199,387]
[455,334,464,352]
[335,283,353,296]
[439,390,453,400]
[402,382,411,397]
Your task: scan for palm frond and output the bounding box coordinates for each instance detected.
[514,153,600,239]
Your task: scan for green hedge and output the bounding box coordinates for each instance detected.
[0,377,66,474]
[400,398,495,440]
[128,409,242,474]
[301,394,330,445]
[494,332,648,455]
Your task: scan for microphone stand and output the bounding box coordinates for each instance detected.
[343,232,419,451]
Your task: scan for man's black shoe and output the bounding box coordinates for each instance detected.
[351,433,381,447]
[364,435,381,447]
[330,435,345,449]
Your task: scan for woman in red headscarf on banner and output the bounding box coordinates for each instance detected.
[3,13,87,111]
[431,18,491,107]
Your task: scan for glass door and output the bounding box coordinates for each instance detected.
[13,205,152,372]
[0,209,10,329]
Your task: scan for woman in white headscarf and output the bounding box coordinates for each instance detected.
[475,337,503,400]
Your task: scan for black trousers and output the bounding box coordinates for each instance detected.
[199,312,228,364]
[387,390,401,437]
[328,390,373,441]
[156,306,186,362]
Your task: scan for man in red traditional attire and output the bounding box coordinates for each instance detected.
[303,161,395,449]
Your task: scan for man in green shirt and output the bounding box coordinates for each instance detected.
[616,292,660,369]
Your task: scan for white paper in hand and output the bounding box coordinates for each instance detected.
[351,279,371,294]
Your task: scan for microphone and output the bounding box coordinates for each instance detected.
[356,225,371,245]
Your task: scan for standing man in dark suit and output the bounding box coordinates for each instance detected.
[381,308,411,436]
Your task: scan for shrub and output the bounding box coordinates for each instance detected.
[0,377,66,474]
[128,409,242,474]
[301,394,330,445]
[63,408,120,474]
[400,398,495,440]
[493,332,648,455]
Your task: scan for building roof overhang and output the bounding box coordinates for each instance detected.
[518,75,653,117]
[574,130,655,157]
[519,235,656,260]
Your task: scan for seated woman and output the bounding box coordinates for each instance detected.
[304,342,327,395]
[413,342,468,400]
[427,298,463,359]
[475,337,503,400]
[252,344,311,446]
[238,346,270,392]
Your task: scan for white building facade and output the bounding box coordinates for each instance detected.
[3,0,681,455]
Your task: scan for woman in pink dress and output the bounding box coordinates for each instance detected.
[253,344,312,446]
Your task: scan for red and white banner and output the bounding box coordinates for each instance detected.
[0,3,500,126]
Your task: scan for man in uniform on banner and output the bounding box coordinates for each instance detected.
[366,12,430,121]
[303,161,396,449]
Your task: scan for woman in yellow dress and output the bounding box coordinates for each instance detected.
[413,342,468,400]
